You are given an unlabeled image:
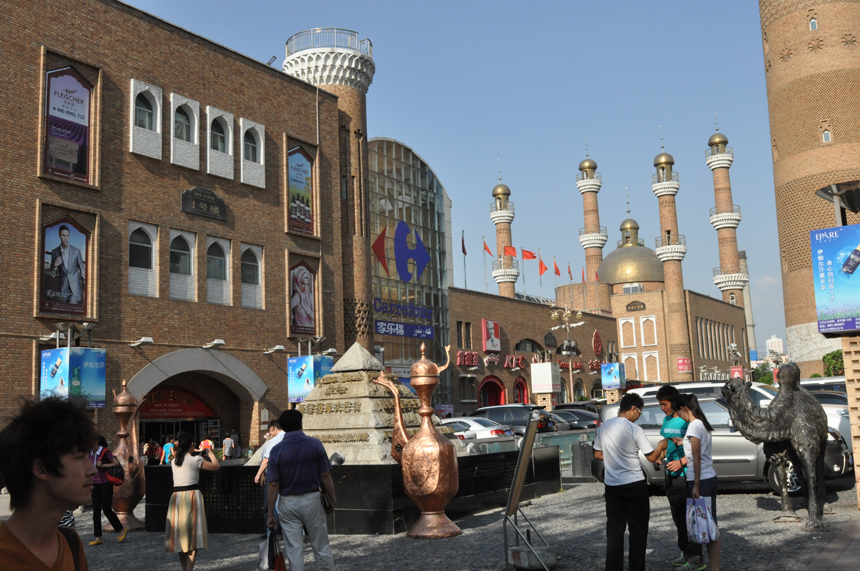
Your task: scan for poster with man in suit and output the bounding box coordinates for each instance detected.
[42,216,88,315]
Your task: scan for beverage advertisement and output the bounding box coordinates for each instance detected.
[288,355,334,403]
[287,147,314,235]
[44,67,91,184]
[40,347,106,408]
[810,223,860,334]
[601,362,626,390]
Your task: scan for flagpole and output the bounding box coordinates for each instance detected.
[553,257,557,291]
[483,236,488,293]
[521,247,526,296]
[582,266,586,311]
[462,230,467,290]
[539,249,543,300]
[569,263,572,306]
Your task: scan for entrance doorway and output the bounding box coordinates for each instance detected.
[139,387,220,452]
[479,377,505,407]
[513,377,528,404]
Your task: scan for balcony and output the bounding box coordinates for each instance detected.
[489,202,515,214]
[575,172,602,183]
[617,237,645,248]
[709,205,741,217]
[286,28,373,57]
[705,146,734,170]
[489,201,515,225]
[655,235,687,262]
[579,227,608,249]
[492,258,520,283]
[579,226,607,236]
[705,146,733,158]
[713,267,749,291]
[493,259,520,271]
[655,234,686,248]
[651,172,679,185]
[709,205,742,230]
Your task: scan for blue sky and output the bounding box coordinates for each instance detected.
[124,0,782,352]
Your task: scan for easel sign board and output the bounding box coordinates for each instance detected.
[505,417,539,517]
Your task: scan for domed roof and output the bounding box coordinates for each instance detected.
[492,183,511,197]
[620,219,639,231]
[598,245,665,285]
[708,132,728,146]
[578,158,597,171]
[654,152,675,167]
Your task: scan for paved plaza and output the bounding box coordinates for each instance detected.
[63,476,858,571]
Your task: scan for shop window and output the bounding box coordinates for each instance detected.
[135,94,154,131]
[514,380,528,404]
[129,222,157,297]
[241,245,263,309]
[175,107,192,142]
[169,231,195,301]
[459,376,476,402]
[206,238,230,306]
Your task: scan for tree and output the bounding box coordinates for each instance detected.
[823,350,844,377]
[752,363,773,385]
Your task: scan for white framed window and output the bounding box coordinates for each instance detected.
[128,222,157,297]
[170,94,199,170]
[823,129,832,143]
[130,80,162,159]
[642,351,660,382]
[622,353,639,380]
[619,318,636,348]
[622,283,644,294]
[809,17,817,30]
[206,106,234,179]
[206,237,231,306]
[729,293,738,305]
[169,230,196,301]
[240,118,265,188]
[240,243,263,309]
[639,315,657,346]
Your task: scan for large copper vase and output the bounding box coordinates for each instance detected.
[109,379,146,531]
[373,344,461,539]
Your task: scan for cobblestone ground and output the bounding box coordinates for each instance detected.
[77,476,857,571]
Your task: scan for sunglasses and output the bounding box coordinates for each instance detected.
[634,407,642,415]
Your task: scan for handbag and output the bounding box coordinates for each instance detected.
[98,449,125,486]
[686,497,719,544]
[320,488,333,514]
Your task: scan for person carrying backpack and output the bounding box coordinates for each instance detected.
[88,435,127,545]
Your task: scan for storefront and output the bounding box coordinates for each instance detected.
[139,387,222,449]
[478,376,506,407]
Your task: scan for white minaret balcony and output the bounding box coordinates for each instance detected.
[575,172,602,194]
[713,268,749,291]
[655,235,687,262]
[283,29,375,94]
[489,202,515,225]
[578,227,608,249]
[492,259,520,283]
[705,147,734,170]
[709,205,742,230]
[651,172,680,197]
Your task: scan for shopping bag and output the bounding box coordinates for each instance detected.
[686,497,719,544]
[256,534,270,571]
[257,528,283,571]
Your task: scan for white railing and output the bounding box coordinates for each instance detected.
[286,28,373,58]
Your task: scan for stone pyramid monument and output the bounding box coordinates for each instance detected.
[297,342,427,464]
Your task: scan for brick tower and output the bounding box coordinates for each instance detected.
[739,251,758,356]
[652,151,694,381]
[577,158,611,312]
[706,131,748,307]
[758,2,860,373]
[490,181,519,298]
[283,29,376,349]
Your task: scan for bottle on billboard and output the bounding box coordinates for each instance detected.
[841,241,860,274]
[50,357,62,378]
[70,367,82,396]
[296,363,308,378]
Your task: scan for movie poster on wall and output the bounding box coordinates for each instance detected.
[482,319,501,352]
[44,67,92,184]
[290,261,315,336]
[41,216,88,316]
[287,147,314,235]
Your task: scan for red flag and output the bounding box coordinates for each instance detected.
[568,263,573,280]
[462,231,467,255]
[595,271,599,282]
[483,239,493,256]
[553,259,560,276]
[522,249,537,260]
[539,257,548,276]
[504,246,517,257]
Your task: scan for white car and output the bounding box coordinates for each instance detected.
[440,417,515,440]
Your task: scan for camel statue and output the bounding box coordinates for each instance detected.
[721,362,829,528]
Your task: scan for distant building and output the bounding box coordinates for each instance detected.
[766,334,784,356]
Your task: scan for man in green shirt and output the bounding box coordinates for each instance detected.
[656,386,703,571]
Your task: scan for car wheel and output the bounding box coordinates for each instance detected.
[768,461,803,496]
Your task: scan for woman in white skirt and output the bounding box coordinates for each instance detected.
[165,432,220,571]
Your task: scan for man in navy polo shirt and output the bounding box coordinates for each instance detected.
[266,409,337,571]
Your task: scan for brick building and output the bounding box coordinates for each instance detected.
[1,1,376,448]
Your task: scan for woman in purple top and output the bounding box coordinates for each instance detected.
[89,435,127,545]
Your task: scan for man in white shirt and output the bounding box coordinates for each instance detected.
[593,393,666,571]
[255,420,285,530]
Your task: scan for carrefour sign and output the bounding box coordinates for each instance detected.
[372,221,431,283]
[373,298,433,320]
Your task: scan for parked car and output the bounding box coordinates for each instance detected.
[439,417,515,440]
[555,401,600,414]
[467,404,555,435]
[810,391,852,445]
[801,377,846,393]
[552,409,600,430]
[591,396,852,495]
[548,412,571,431]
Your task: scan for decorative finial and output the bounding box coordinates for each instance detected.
[659,125,664,150]
[420,342,426,356]
[498,159,502,182]
[714,111,719,132]
[625,187,630,214]
[585,139,589,158]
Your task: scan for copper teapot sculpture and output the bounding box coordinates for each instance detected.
[373,343,461,539]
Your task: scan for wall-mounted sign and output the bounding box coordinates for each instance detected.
[730,366,744,379]
[503,355,528,370]
[181,186,227,221]
[592,330,603,356]
[557,361,584,371]
[44,67,92,184]
[375,320,434,339]
[677,357,693,374]
[482,319,501,352]
[288,147,314,235]
[290,261,316,336]
[371,221,431,284]
[288,355,333,403]
[373,298,433,320]
[140,387,214,419]
[626,301,646,312]
[41,216,88,316]
[531,362,561,393]
[40,348,106,408]
[456,351,481,366]
[601,363,625,390]
[811,223,860,334]
[543,332,557,348]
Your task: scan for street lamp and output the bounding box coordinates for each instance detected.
[550,305,585,403]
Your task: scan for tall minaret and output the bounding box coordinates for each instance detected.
[652,151,694,382]
[738,251,758,357]
[283,29,376,350]
[490,181,518,298]
[706,130,748,307]
[576,157,611,313]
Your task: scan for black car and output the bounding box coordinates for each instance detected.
[467,404,555,435]
[555,402,600,414]
[552,409,600,430]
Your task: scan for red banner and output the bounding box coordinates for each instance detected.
[140,388,214,419]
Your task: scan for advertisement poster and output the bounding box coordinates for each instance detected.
[531,362,561,393]
[44,67,91,184]
[810,223,860,333]
[287,147,314,235]
[40,348,106,408]
[288,355,333,403]
[42,216,88,316]
[386,366,414,393]
[730,366,744,380]
[434,404,454,418]
[290,261,315,336]
[676,357,693,374]
[601,363,626,390]
[482,319,501,352]
[139,388,215,419]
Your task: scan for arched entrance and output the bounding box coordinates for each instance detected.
[513,377,528,404]
[479,376,506,407]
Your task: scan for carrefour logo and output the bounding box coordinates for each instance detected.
[372,221,430,283]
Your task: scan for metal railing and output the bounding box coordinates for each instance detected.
[655,234,686,248]
[579,226,607,236]
[705,146,734,158]
[575,172,601,182]
[652,172,680,185]
[617,238,645,248]
[489,201,515,214]
[713,267,741,277]
[709,205,741,217]
[492,259,520,272]
[286,28,373,58]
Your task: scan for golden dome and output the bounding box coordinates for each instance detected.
[597,245,665,285]
[578,158,597,171]
[492,183,511,197]
[653,152,675,167]
[619,219,639,231]
[708,132,728,146]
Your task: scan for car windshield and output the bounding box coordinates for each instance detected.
[815,393,847,405]
[758,385,778,396]
[470,418,501,428]
[444,421,470,432]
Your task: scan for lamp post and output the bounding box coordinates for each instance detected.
[551,304,584,402]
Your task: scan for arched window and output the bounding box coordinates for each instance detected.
[169,237,191,275]
[241,249,259,285]
[729,293,737,305]
[211,120,226,153]
[175,107,192,142]
[809,18,817,31]
[574,380,585,400]
[514,339,542,352]
[129,228,152,269]
[207,243,227,281]
[135,94,154,131]
[823,129,832,143]
[244,130,258,163]
[514,378,528,404]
